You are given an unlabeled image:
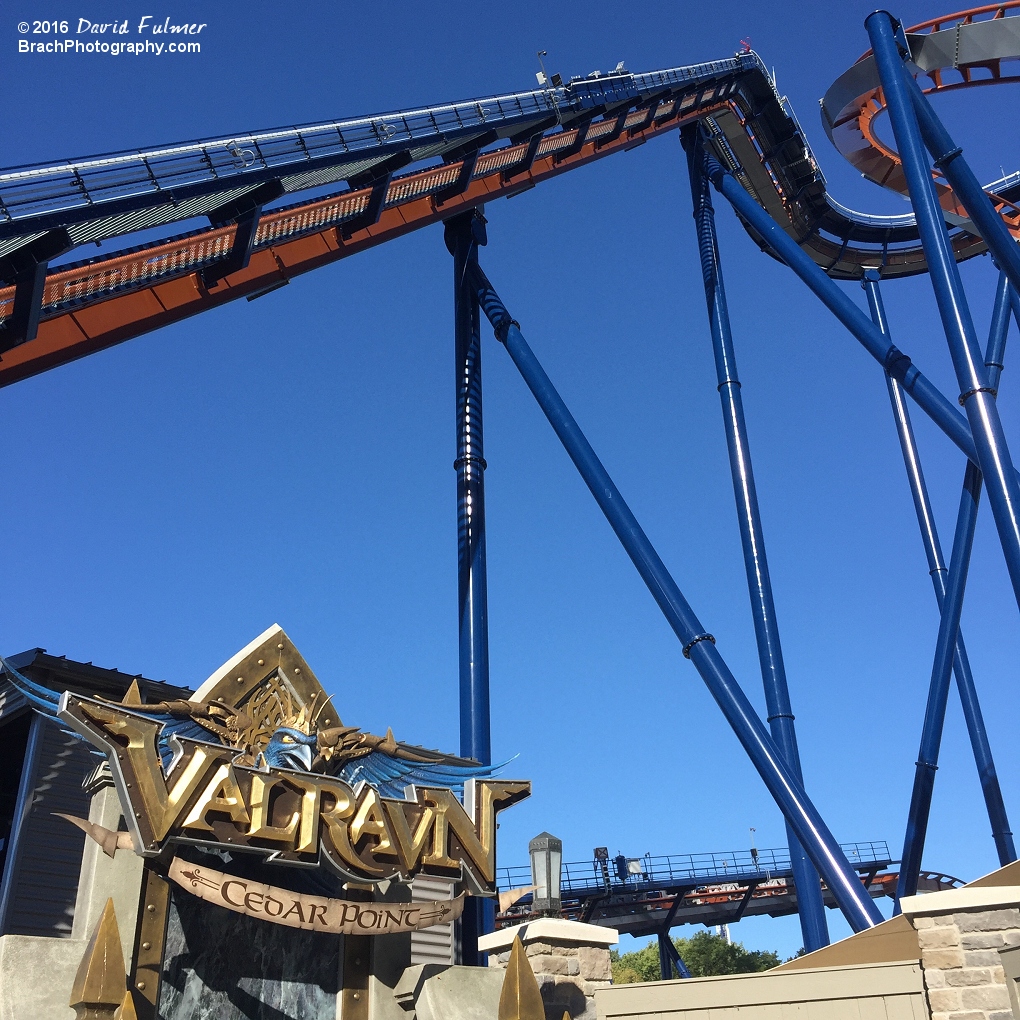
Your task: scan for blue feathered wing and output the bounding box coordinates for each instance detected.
[336,750,511,799]
[1,655,212,770]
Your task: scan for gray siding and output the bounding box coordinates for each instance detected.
[4,721,93,937]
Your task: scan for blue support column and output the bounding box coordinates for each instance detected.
[903,73,1020,298]
[445,210,493,964]
[864,270,1015,871]
[867,12,1020,619]
[684,127,829,952]
[658,933,673,981]
[658,933,691,980]
[704,157,981,468]
[886,268,1015,902]
[468,261,884,933]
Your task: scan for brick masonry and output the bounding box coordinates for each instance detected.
[488,938,612,1020]
[909,906,1020,1020]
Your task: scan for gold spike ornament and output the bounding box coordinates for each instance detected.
[69,898,129,1020]
[498,936,546,1020]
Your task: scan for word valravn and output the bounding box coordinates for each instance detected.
[60,694,529,891]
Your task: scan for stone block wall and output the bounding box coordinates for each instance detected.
[906,899,1020,1020]
[487,937,612,1020]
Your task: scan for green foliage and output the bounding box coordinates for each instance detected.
[610,931,782,984]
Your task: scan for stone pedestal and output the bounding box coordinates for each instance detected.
[479,918,617,1020]
[900,884,1020,1020]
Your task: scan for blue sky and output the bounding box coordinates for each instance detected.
[1,1,1018,958]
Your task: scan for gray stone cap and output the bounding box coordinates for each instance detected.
[899,885,1020,917]
[477,917,619,953]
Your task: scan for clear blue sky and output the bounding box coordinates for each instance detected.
[1,1,1017,958]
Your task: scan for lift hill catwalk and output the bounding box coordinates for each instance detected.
[1,3,1019,962]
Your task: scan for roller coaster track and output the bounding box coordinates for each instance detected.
[494,844,964,935]
[0,6,1016,389]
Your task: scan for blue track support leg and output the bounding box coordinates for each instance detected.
[684,127,829,952]
[702,157,1015,485]
[903,74,1020,298]
[889,269,1016,903]
[658,933,691,979]
[467,261,883,933]
[445,211,493,964]
[658,933,673,981]
[865,270,1016,871]
[868,12,1020,620]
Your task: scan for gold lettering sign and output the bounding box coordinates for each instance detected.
[60,692,528,892]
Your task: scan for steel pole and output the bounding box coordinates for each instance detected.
[685,128,829,951]
[867,11,1020,618]
[864,271,1015,871]
[468,261,883,932]
[445,210,493,964]
[704,156,981,468]
[891,271,1015,901]
[903,74,1020,298]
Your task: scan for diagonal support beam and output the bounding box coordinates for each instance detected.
[0,229,72,350]
[502,117,559,184]
[868,11,1020,619]
[467,261,883,933]
[201,180,284,286]
[705,154,1017,485]
[684,125,828,953]
[727,881,759,924]
[659,932,692,980]
[903,73,1020,297]
[887,269,1016,904]
[865,270,1016,873]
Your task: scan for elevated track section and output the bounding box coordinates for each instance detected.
[0,5,1017,387]
[495,843,963,936]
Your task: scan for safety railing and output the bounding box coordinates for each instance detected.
[495,841,892,892]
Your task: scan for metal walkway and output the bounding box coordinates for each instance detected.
[0,6,1017,386]
[495,843,963,936]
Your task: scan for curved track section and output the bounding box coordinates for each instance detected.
[822,3,1020,245]
[0,8,1017,386]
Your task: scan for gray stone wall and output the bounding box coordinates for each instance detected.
[912,907,1020,1020]
[487,937,611,1020]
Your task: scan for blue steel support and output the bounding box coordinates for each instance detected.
[658,934,691,980]
[684,128,829,952]
[903,74,1020,298]
[891,272,1015,902]
[467,261,884,932]
[446,210,493,964]
[658,933,673,981]
[704,158,982,469]
[867,12,1020,618]
[864,270,1015,870]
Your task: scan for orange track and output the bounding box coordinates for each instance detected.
[836,4,1020,234]
[0,97,727,389]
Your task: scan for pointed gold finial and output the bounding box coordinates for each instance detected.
[69,898,128,1019]
[114,991,138,1020]
[121,680,143,707]
[562,1012,571,1020]
[498,936,546,1020]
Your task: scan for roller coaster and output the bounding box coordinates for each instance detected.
[2,3,1020,964]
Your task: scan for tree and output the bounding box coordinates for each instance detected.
[610,931,782,983]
